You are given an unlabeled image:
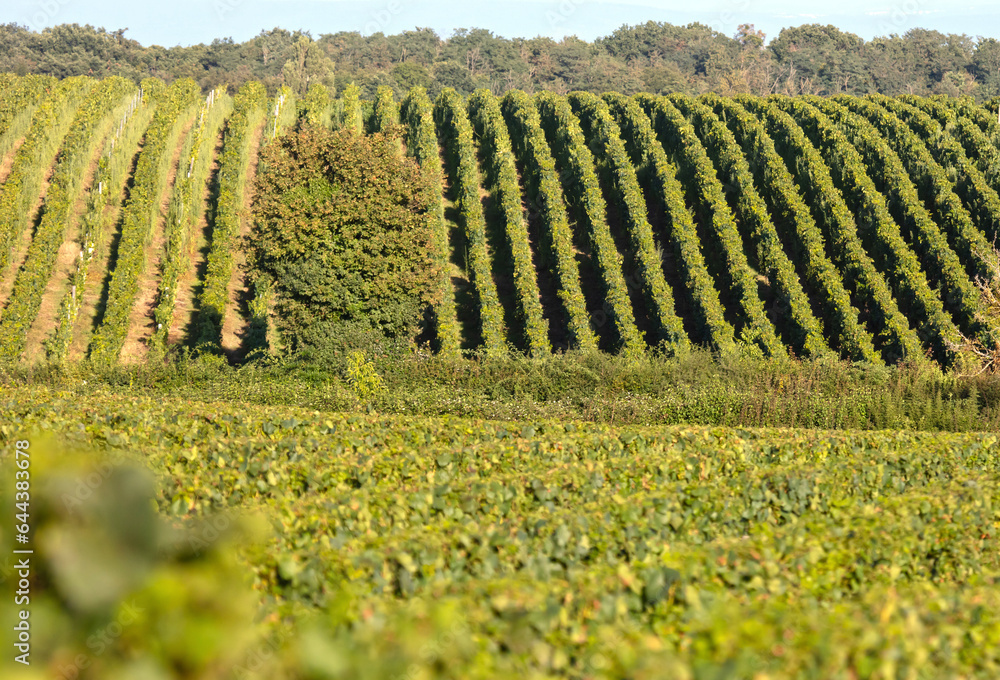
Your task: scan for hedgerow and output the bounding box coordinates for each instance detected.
[536,91,645,358]
[468,89,550,355]
[571,91,689,355]
[745,96,925,365]
[501,90,598,352]
[434,88,507,355]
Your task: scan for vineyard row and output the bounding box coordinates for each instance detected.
[1,76,999,367]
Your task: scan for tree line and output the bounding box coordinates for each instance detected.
[2,21,999,100]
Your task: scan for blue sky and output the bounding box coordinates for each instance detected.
[4,0,998,48]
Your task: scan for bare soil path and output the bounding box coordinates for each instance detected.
[0,137,26,184]
[0,169,53,314]
[220,116,267,362]
[167,129,225,348]
[67,141,143,362]
[22,142,105,363]
[120,116,197,364]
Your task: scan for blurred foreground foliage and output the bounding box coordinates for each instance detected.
[0,399,999,678]
[0,441,261,679]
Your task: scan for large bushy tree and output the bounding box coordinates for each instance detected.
[245,124,440,355]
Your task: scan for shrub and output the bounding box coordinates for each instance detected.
[245,124,440,356]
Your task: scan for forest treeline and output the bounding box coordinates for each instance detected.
[2,21,1000,101]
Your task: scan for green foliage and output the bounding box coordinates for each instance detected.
[897,95,1000,248]
[0,76,91,275]
[192,81,267,352]
[926,96,1000,200]
[0,440,263,680]
[340,82,362,133]
[950,96,1000,157]
[241,87,297,360]
[604,92,736,354]
[774,96,967,367]
[468,89,550,356]
[5,346,1000,429]
[400,86,461,355]
[639,94,785,358]
[300,81,331,128]
[242,275,275,360]
[344,349,386,400]
[5,77,1000,371]
[5,21,1000,102]
[88,78,201,365]
[571,91,689,355]
[0,77,135,363]
[536,91,645,359]
[3,385,1000,677]
[744,96,925,365]
[263,85,295,143]
[434,87,507,355]
[501,90,598,352]
[246,122,441,355]
[44,84,156,364]
[844,96,1000,347]
[690,94,868,362]
[149,87,232,354]
[0,74,54,161]
[878,94,1000,273]
[370,84,399,134]
[281,34,336,96]
[12,73,1000,676]
[817,99,997,347]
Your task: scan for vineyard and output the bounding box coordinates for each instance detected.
[2,387,999,678]
[3,75,1000,679]
[1,76,999,368]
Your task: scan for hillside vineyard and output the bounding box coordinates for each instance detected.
[1,75,999,367]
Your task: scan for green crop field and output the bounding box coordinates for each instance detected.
[2,387,1000,679]
[1,77,999,366]
[2,74,1000,679]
